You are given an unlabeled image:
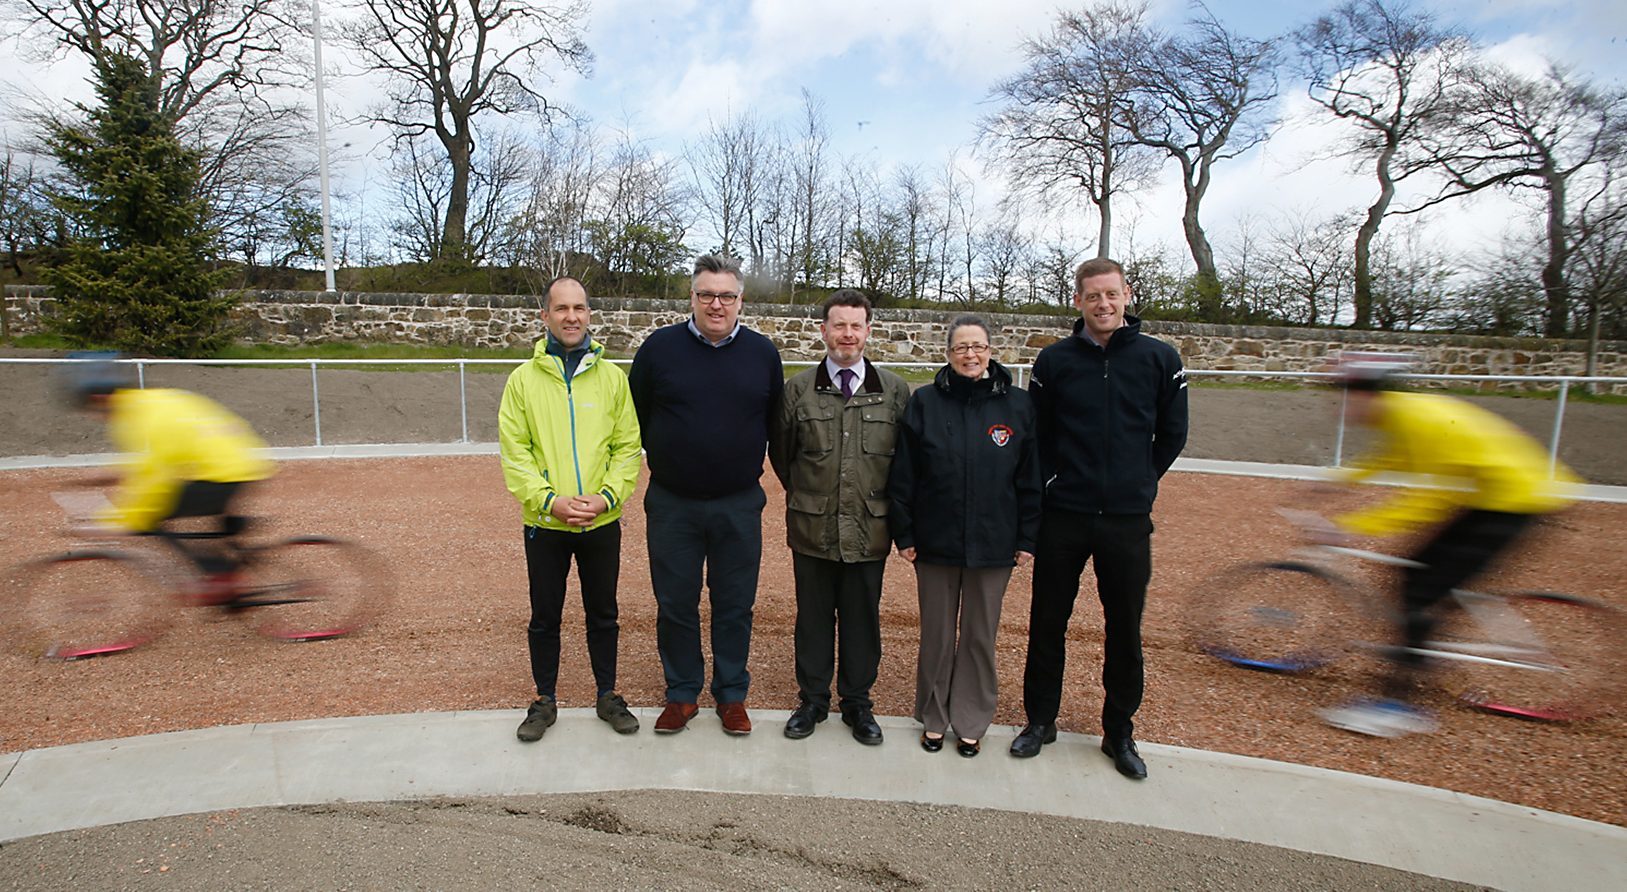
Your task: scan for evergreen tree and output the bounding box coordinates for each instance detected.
[43,53,236,356]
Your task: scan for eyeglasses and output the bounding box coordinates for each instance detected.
[949,343,990,356]
[694,291,741,306]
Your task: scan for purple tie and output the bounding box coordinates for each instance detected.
[838,368,856,400]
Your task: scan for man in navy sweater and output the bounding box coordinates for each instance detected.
[1009,257,1188,780]
[629,254,784,736]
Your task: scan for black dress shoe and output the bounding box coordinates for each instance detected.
[920,732,945,753]
[783,702,826,740]
[1009,723,1057,758]
[843,709,884,745]
[956,738,980,758]
[1101,735,1148,780]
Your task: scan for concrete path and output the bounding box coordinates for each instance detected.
[2,709,1623,891]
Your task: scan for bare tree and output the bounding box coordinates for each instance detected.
[342,0,591,263]
[1417,62,1627,336]
[1031,232,1081,307]
[1570,176,1627,370]
[979,1,1158,258]
[1264,211,1353,326]
[893,164,936,300]
[504,118,599,288]
[586,131,689,297]
[6,0,315,256]
[977,203,1031,306]
[1294,0,1469,328]
[1126,5,1279,290]
[1368,220,1454,330]
[687,109,767,260]
[938,159,978,304]
[0,143,49,276]
[789,89,832,298]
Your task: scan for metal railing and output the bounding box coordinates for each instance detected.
[7,357,1623,476]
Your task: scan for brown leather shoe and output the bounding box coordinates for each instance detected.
[654,701,699,734]
[716,701,752,736]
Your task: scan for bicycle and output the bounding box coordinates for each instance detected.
[1192,509,1626,723]
[3,490,388,660]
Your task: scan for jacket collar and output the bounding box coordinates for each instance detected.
[815,356,883,396]
[1070,313,1143,351]
[532,334,601,376]
[933,359,1011,399]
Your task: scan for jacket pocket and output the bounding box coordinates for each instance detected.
[796,404,838,454]
[787,490,830,514]
[859,408,897,456]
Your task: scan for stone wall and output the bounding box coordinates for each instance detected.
[6,286,1626,384]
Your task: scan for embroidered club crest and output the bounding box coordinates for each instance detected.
[988,424,1013,447]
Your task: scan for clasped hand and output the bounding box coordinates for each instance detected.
[550,494,607,527]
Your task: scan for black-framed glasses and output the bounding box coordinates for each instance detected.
[949,343,990,356]
[694,290,741,306]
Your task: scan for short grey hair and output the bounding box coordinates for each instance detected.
[692,254,745,290]
[946,314,991,347]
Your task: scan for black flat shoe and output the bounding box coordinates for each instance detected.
[956,738,980,758]
[920,732,944,753]
[1009,723,1057,758]
[843,709,884,746]
[1101,735,1148,780]
[783,702,825,740]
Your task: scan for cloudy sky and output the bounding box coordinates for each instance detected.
[544,0,1625,260]
[5,0,1625,267]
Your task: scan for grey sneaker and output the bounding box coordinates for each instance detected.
[516,696,557,742]
[596,691,639,735]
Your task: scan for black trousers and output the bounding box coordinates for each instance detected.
[155,480,248,577]
[1393,509,1536,673]
[791,552,885,715]
[1022,510,1153,739]
[524,521,622,701]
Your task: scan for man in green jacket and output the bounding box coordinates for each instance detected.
[499,276,643,742]
[768,290,911,745]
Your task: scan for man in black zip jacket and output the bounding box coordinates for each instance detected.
[1009,257,1188,780]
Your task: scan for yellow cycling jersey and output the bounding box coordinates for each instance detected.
[102,388,273,532]
[1335,390,1576,536]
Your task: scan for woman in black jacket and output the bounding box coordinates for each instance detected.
[888,316,1043,757]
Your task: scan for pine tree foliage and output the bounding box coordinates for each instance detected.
[43,53,236,356]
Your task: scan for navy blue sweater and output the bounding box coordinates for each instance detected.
[629,322,784,499]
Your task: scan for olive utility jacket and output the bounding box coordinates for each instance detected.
[769,359,912,563]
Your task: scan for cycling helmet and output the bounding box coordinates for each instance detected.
[1328,351,1417,391]
[63,351,133,408]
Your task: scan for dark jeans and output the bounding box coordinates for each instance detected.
[1386,509,1536,690]
[155,480,248,577]
[644,480,766,704]
[524,521,622,701]
[791,552,885,715]
[1023,510,1153,739]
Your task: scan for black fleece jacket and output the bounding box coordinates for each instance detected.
[887,361,1043,568]
[1029,314,1188,515]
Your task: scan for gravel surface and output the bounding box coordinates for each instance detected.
[2,458,1623,829]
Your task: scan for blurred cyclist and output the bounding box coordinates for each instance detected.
[67,353,274,597]
[1317,352,1578,737]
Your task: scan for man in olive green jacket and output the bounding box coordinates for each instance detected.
[499,276,643,743]
[768,290,911,745]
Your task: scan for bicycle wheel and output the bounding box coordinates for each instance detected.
[6,551,170,659]
[1193,561,1361,672]
[236,537,384,641]
[1441,592,1627,722]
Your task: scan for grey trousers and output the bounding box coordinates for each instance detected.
[913,563,1013,741]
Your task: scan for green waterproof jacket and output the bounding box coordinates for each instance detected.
[499,336,642,532]
[768,359,911,562]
